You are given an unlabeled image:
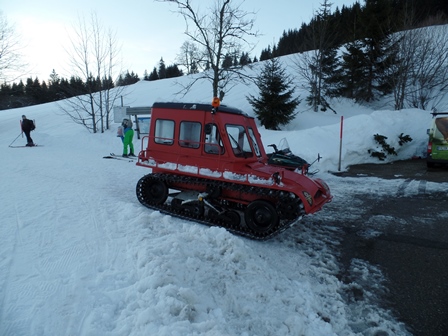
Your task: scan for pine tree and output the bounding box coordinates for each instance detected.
[148,67,159,81]
[9,80,26,108]
[299,0,341,112]
[239,52,251,66]
[339,0,397,102]
[339,40,368,100]
[58,78,70,100]
[222,54,233,69]
[117,71,139,86]
[69,76,86,96]
[158,58,166,79]
[259,46,272,61]
[48,69,61,101]
[40,81,49,103]
[0,83,10,109]
[25,77,46,104]
[165,64,183,78]
[127,71,139,84]
[247,58,300,130]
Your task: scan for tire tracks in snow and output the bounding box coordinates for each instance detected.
[396,178,433,198]
[63,191,126,334]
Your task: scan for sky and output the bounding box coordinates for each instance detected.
[1,50,443,335]
[2,0,357,82]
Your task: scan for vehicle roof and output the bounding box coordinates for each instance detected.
[152,102,250,117]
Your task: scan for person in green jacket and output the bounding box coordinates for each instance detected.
[121,119,135,157]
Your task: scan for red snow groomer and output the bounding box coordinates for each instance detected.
[136,98,332,240]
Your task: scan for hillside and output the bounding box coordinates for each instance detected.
[0,53,436,335]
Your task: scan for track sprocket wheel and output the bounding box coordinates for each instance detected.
[244,200,279,233]
[137,175,168,205]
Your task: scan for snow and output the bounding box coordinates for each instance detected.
[1,53,446,336]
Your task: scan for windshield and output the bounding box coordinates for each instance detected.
[248,128,261,157]
[278,138,292,155]
[226,124,253,158]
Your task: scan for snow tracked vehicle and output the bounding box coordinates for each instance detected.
[136,99,332,240]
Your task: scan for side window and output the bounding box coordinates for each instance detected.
[154,119,175,145]
[248,128,261,157]
[179,121,201,148]
[204,123,224,154]
[226,125,253,157]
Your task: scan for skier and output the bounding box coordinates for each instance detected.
[121,118,135,157]
[21,115,35,146]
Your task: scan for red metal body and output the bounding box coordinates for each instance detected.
[136,102,332,215]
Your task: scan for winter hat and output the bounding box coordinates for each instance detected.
[122,118,133,128]
[22,115,26,118]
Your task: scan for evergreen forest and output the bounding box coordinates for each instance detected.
[1,0,447,111]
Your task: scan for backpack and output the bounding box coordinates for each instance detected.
[117,125,123,137]
[22,119,35,131]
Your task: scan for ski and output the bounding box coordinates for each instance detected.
[109,153,137,161]
[9,144,41,148]
[111,152,137,160]
[103,156,133,161]
[103,153,134,162]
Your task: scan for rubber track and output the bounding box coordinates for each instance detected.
[136,173,305,240]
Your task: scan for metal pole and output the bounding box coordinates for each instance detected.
[134,115,140,140]
[338,116,344,171]
[8,133,23,147]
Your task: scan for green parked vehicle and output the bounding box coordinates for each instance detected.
[427,112,448,167]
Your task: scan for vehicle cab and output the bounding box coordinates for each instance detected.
[137,101,268,174]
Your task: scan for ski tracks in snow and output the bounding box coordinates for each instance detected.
[0,205,24,333]
[0,145,146,335]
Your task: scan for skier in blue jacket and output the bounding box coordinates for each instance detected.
[121,119,135,157]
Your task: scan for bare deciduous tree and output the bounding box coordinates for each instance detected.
[176,41,200,75]
[388,31,413,110]
[380,4,448,111]
[293,0,339,113]
[0,12,27,83]
[389,21,448,111]
[158,0,258,100]
[62,12,124,133]
[407,24,448,110]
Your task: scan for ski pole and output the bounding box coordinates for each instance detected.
[9,133,23,147]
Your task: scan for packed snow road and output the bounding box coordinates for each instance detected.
[321,159,448,336]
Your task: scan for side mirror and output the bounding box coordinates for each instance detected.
[427,129,430,135]
[204,124,212,135]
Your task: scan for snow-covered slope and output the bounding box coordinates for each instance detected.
[1,54,435,335]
